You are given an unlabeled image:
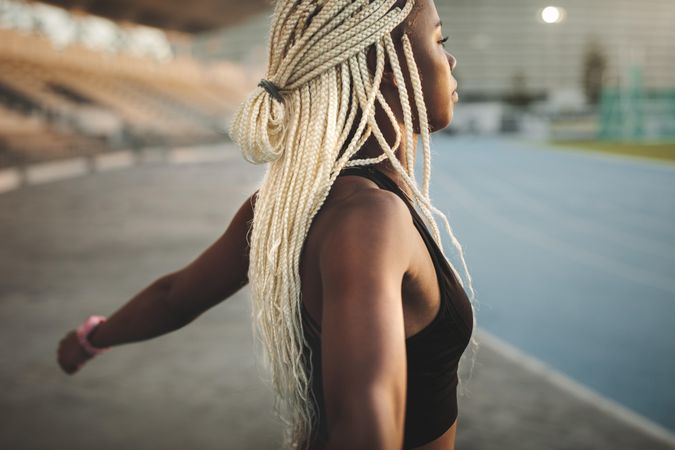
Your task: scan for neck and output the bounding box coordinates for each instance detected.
[352,102,418,198]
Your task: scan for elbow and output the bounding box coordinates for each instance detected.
[155,273,194,328]
[154,272,176,292]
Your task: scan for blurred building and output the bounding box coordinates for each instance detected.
[1,0,674,168]
[192,0,675,139]
[432,0,675,138]
[192,0,675,96]
[0,0,259,168]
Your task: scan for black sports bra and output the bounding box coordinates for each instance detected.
[301,165,474,449]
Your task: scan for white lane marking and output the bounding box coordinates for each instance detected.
[435,135,675,231]
[477,329,675,447]
[464,158,673,235]
[136,146,169,164]
[466,167,675,264]
[436,176,675,296]
[0,143,241,194]
[24,157,89,185]
[512,138,675,172]
[93,150,135,171]
[498,139,675,230]
[168,144,239,164]
[0,168,21,193]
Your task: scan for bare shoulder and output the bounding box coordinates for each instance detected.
[318,187,414,280]
[321,187,412,243]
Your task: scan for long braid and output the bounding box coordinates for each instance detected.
[401,33,432,197]
[228,1,478,448]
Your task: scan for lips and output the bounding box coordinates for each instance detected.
[450,82,459,102]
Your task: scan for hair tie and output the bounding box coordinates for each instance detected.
[258,79,284,103]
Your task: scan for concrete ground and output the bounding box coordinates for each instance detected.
[1,142,673,450]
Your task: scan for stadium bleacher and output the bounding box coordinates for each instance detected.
[0,25,251,169]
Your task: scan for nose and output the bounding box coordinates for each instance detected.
[447,53,457,71]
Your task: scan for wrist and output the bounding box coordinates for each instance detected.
[77,315,111,357]
[86,323,105,347]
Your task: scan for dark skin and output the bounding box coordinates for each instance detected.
[57,0,458,448]
[302,2,459,448]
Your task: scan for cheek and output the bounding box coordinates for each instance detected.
[425,59,454,124]
[436,56,453,93]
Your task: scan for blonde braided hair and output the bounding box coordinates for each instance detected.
[228,1,479,448]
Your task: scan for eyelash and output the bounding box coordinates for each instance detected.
[439,35,449,47]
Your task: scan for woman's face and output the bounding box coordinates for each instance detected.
[373,0,458,133]
[405,0,458,131]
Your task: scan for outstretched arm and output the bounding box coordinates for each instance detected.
[71,191,257,354]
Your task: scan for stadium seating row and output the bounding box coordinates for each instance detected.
[0,28,252,169]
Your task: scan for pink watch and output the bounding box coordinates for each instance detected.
[77,315,110,357]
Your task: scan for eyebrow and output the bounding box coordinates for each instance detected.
[436,19,443,28]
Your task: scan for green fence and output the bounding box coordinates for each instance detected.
[599,67,675,141]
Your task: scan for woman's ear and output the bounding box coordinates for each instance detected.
[381,66,398,88]
[366,45,398,87]
[366,44,398,88]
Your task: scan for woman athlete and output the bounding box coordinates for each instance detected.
[57,1,479,449]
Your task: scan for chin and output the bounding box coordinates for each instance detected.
[428,109,454,133]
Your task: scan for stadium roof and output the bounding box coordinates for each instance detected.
[35,0,272,33]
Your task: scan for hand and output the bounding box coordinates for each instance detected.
[57,330,95,375]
